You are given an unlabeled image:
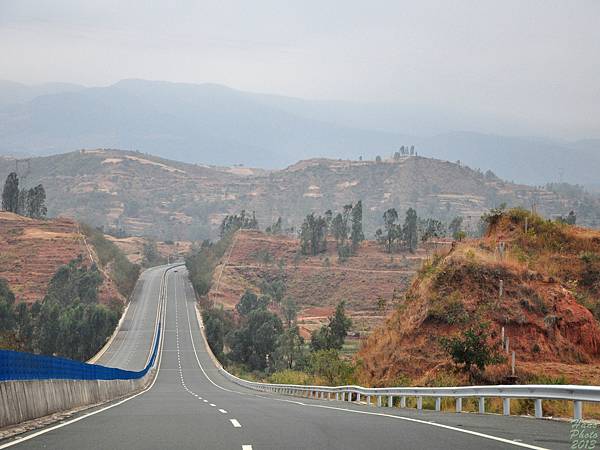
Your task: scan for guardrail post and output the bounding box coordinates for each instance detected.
[573,401,583,420]
[336,392,339,401]
[377,396,382,407]
[388,395,393,407]
[366,395,371,406]
[435,397,441,411]
[341,392,346,401]
[417,397,423,410]
[479,397,485,414]
[503,398,510,416]
[401,396,406,408]
[535,399,543,418]
[456,397,462,413]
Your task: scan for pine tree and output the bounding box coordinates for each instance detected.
[350,200,364,251]
[382,208,398,253]
[2,173,19,213]
[27,184,47,218]
[17,189,27,215]
[403,208,418,252]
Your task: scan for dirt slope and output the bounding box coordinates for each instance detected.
[359,209,600,385]
[0,212,123,305]
[208,229,431,337]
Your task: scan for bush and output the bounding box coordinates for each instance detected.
[440,323,505,378]
[269,369,314,385]
[309,349,356,385]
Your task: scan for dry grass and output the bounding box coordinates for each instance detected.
[359,208,600,395]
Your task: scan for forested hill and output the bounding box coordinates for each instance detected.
[1,149,599,240]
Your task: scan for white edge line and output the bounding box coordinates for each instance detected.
[182,277,548,450]
[0,266,175,450]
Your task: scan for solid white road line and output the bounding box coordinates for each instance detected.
[230,419,242,428]
[242,445,253,450]
[181,278,548,450]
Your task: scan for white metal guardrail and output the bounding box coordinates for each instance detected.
[193,277,600,422]
[217,365,600,421]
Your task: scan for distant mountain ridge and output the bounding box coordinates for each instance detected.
[0,79,598,185]
[0,149,598,241]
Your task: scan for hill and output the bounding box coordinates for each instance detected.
[206,229,429,338]
[358,209,600,386]
[0,79,598,184]
[0,211,134,305]
[1,149,599,241]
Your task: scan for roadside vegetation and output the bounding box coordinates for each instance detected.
[80,224,140,298]
[187,209,359,385]
[0,257,122,360]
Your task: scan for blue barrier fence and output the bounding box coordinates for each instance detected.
[0,325,161,382]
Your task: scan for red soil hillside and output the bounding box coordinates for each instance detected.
[359,209,600,386]
[208,229,433,337]
[0,212,124,305]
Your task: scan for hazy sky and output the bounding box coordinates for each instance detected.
[1,0,599,138]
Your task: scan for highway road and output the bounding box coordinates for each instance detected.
[1,266,574,449]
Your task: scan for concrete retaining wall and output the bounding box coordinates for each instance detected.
[0,372,152,429]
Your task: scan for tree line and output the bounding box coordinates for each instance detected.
[0,257,122,360]
[375,208,466,253]
[202,288,353,383]
[1,172,47,219]
[299,201,364,258]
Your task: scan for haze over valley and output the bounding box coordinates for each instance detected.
[1,79,599,187]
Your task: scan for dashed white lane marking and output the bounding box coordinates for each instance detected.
[242,446,253,450]
[172,274,235,429]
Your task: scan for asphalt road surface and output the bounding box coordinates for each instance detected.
[1,266,574,450]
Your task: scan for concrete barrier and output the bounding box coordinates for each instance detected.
[0,264,181,431]
[0,371,153,429]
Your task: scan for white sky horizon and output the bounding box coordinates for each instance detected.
[1,0,599,140]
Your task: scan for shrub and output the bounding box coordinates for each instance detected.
[440,323,505,378]
[269,369,313,385]
[309,349,356,385]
